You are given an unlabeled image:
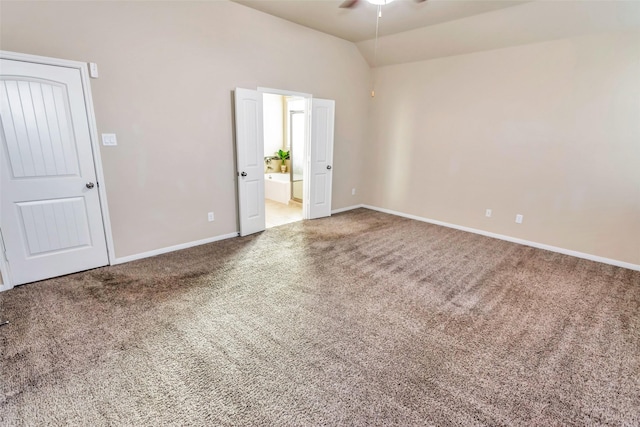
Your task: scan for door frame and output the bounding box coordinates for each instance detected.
[257,87,312,219]
[288,109,305,203]
[0,50,115,291]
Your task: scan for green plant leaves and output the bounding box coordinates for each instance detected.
[277,149,290,161]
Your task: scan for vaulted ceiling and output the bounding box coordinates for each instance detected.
[232,0,640,67]
[232,0,526,42]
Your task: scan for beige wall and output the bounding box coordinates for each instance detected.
[365,32,640,265]
[1,1,637,268]
[0,1,370,258]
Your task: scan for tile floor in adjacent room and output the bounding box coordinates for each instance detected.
[265,199,303,228]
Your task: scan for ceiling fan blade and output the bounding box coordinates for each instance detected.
[415,0,427,2]
[339,0,359,8]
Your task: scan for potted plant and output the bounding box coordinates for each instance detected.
[277,149,290,173]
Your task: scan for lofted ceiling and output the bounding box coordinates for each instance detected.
[232,0,527,43]
[232,0,640,67]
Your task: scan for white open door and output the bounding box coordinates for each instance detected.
[308,98,335,220]
[234,88,265,236]
[0,58,109,285]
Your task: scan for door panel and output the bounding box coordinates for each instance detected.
[17,198,91,256]
[243,101,260,169]
[0,58,108,285]
[312,173,327,205]
[245,180,261,219]
[309,99,335,219]
[234,88,265,236]
[2,79,80,178]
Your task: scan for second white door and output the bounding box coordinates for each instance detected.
[235,88,266,236]
[308,98,335,220]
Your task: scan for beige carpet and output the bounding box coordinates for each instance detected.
[1,208,638,426]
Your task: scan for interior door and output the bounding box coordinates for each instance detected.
[234,88,265,236]
[0,58,109,285]
[308,98,335,219]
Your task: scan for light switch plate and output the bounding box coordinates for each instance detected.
[101,133,117,146]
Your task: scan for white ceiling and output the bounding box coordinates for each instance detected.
[358,1,640,66]
[232,0,640,67]
[232,0,527,42]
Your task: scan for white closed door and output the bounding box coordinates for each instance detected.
[309,98,335,219]
[234,88,265,236]
[0,59,108,285]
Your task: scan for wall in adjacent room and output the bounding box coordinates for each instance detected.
[263,93,284,158]
[0,1,370,258]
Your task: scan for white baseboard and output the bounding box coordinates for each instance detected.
[332,204,364,214]
[361,204,640,272]
[112,232,239,265]
[111,205,366,267]
[5,203,635,292]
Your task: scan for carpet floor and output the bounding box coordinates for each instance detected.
[1,208,639,426]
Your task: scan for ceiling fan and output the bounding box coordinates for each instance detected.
[340,0,426,9]
[340,0,428,96]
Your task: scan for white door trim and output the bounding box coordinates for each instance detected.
[302,97,312,220]
[0,50,115,291]
[257,87,312,99]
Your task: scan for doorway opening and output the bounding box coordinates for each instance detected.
[235,87,334,237]
[262,92,308,228]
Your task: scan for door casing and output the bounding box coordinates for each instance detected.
[256,87,335,222]
[0,50,115,291]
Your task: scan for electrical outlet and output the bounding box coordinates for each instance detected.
[515,214,523,224]
[352,188,356,196]
[485,209,492,218]
[208,212,214,222]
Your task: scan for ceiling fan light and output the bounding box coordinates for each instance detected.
[367,0,395,5]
